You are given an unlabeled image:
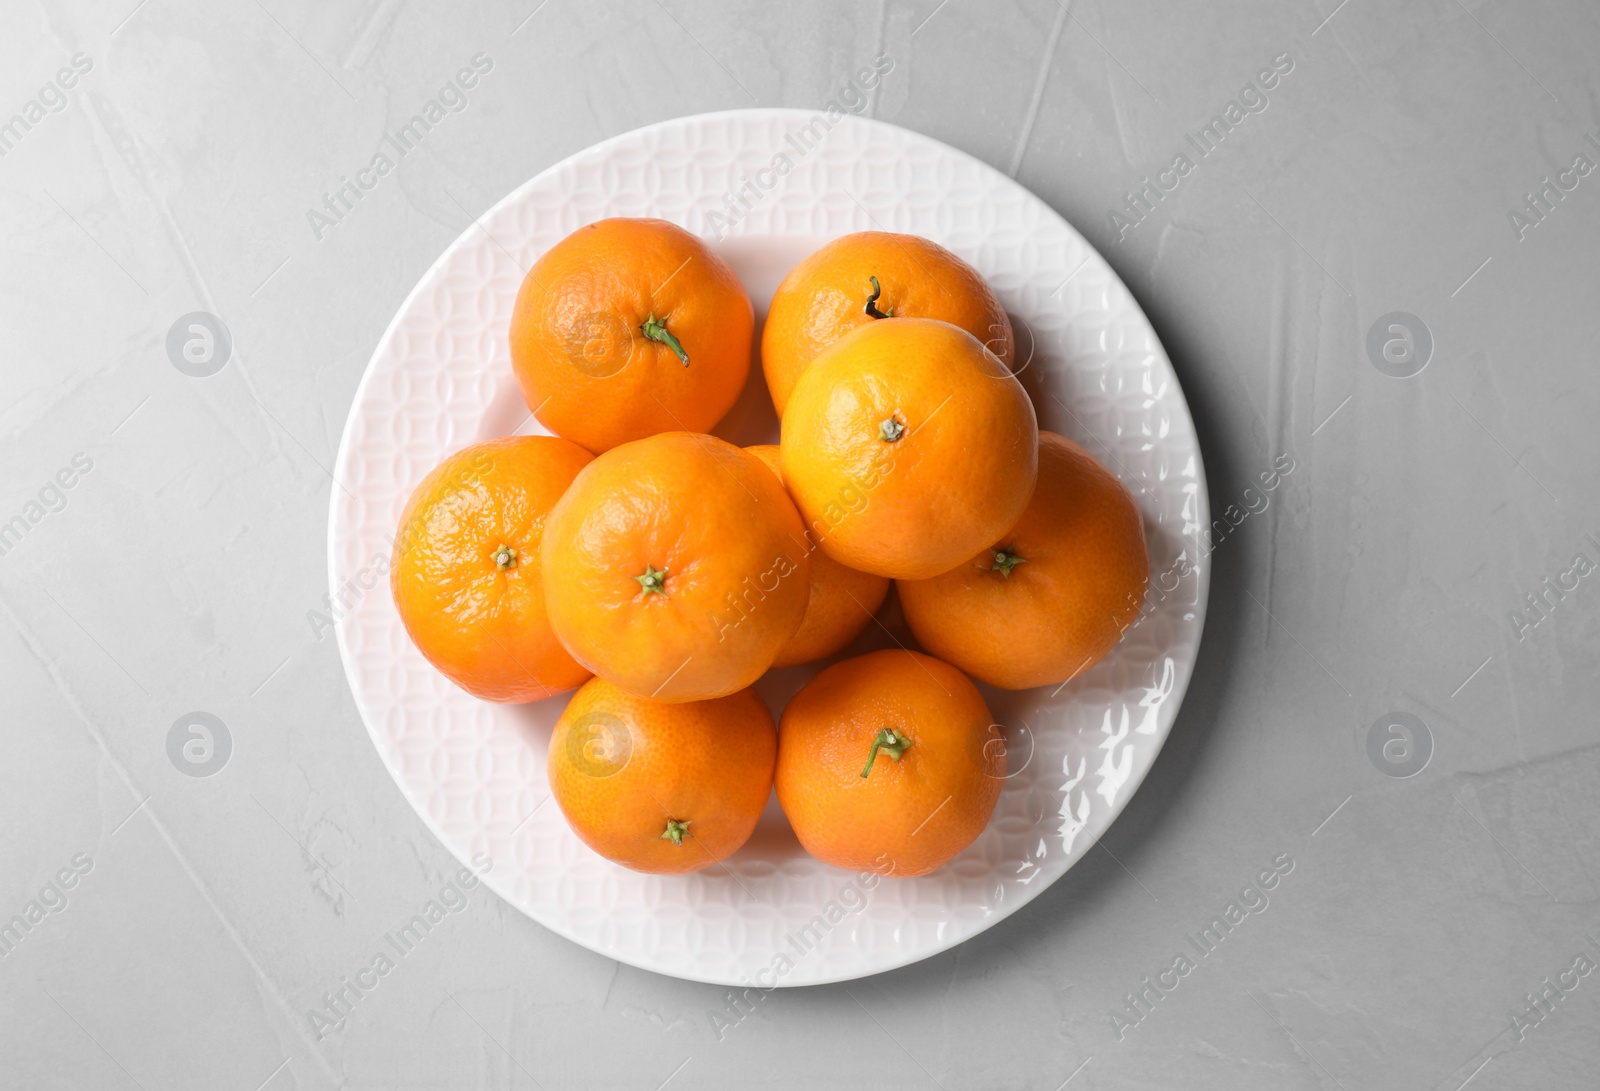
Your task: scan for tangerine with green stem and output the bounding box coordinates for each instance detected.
[897,431,1149,689]
[761,231,1016,414]
[779,317,1038,580]
[775,649,1004,877]
[547,677,777,874]
[390,435,593,702]
[510,218,754,453]
[540,432,812,702]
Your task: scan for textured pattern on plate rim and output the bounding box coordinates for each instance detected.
[329,109,1209,987]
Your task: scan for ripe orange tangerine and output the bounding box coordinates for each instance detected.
[761,231,1015,415]
[547,677,776,874]
[390,435,592,702]
[780,317,1038,580]
[898,431,1149,689]
[540,432,811,702]
[510,218,753,453]
[775,649,1003,877]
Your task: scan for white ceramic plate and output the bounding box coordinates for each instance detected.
[330,109,1208,987]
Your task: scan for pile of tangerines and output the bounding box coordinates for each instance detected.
[391,220,1149,879]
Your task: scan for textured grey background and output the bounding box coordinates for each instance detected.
[3,0,1599,1088]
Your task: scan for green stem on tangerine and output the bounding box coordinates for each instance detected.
[640,313,690,366]
[634,564,668,596]
[860,728,913,778]
[864,276,894,319]
[493,545,518,570]
[879,416,906,443]
[660,818,691,845]
[989,547,1027,578]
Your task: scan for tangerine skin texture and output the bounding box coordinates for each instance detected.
[780,317,1039,580]
[548,678,777,874]
[509,218,754,453]
[898,432,1150,689]
[541,432,811,702]
[390,436,594,703]
[775,649,1003,877]
[761,231,1014,415]
[744,445,890,668]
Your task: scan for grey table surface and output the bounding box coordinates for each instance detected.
[4,0,1599,1088]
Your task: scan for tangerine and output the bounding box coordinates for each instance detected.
[390,436,592,702]
[898,431,1149,689]
[761,231,1014,415]
[510,218,753,453]
[541,432,810,702]
[548,677,776,874]
[780,317,1038,580]
[775,649,1003,877]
